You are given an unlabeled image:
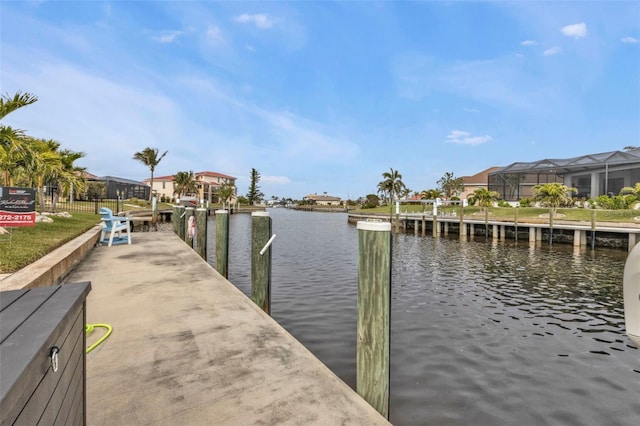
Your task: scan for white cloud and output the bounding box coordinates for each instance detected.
[245,44,256,52]
[206,26,224,44]
[543,46,562,56]
[152,31,183,44]
[621,36,639,44]
[446,130,492,146]
[561,22,588,39]
[234,13,274,29]
[521,40,538,46]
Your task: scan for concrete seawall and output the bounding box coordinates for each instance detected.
[1,225,103,291]
[62,231,390,425]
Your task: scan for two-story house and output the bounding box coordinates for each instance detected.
[145,171,236,204]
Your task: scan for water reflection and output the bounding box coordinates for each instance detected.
[209,210,640,425]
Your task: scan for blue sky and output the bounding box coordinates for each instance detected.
[2,1,639,200]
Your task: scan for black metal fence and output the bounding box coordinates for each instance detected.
[46,198,120,214]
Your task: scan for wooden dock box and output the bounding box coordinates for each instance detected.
[0,282,91,425]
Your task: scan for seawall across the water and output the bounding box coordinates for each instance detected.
[62,231,389,425]
[349,212,640,251]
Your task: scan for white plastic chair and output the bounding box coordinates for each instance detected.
[99,207,131,246]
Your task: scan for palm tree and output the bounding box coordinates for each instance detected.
[531,183,576,218]
[377,168,406,222]
[419,189,443,200]
[133,147,167,201]
[50,149,86,211]
[377,168,406,206]
[0,92,38,119]
[217,182,236,208]
[470,188,499,213]
[173,171,197,198]
[0,92,38,185]
[21,138,63,212]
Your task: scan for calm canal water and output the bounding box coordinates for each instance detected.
[207,209,640,425]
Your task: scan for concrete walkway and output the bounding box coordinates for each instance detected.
[64,231,389,425]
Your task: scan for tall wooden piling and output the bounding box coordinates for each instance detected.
[195,208,207,260]
[172,206,180,234]
[591,209,596,250]
[356,221,391,419]
[549,207,554,245]
[184,207,195,246]
[175,206,186,240]
[432,215,437,237]
[251,212,272,314]
[215,210,229,278]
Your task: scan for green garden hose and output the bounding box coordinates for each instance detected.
[85,323,112,353]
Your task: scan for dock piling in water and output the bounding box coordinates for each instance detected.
[184,207,195,246]
[195,208,207,259]
[175,206,186,240]
[356,221,391,419]
[215,210,229,278]
[251,212,272,314]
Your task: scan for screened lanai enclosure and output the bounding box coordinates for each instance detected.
[86,176,150,200]
[488,148,640,201]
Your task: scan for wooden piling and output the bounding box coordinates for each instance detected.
[549,207,554,245]
[421,215,425,237]
[591,209,596,250]
[195,208,207,260]
[251,212,272,314]
[184,207,195,246]
[432,215,437,237]
[356,221,391,419]
[215,210,229,278]
[172,206,180,234]
[175,206,186,240]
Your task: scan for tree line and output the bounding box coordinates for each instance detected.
[370,167,640,213]
[1,92,86,212]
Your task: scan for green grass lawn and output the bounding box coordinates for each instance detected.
[0,213,101,274]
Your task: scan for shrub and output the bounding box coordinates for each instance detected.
[596,194,634,210]
[519,198,531,207]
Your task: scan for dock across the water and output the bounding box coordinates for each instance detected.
[348,212,640,251]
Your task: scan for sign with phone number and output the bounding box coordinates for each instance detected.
[0,186,36,227]
[0,213,36,226]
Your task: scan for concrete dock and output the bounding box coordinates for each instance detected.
[62,231,389,425]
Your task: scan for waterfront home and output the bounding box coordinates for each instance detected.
[304,193,342,206]
[145,171,236,204]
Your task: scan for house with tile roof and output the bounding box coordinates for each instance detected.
[303,193,342,206]
[459,166,503,200]
[144,171,236,204]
